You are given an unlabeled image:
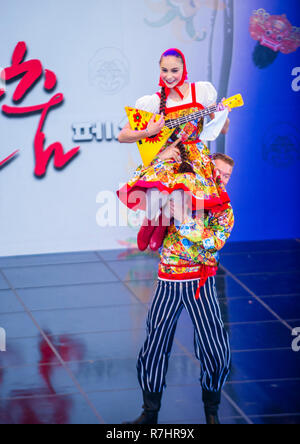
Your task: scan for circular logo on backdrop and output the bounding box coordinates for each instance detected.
[262,122,300,167]
[88,47,130,94]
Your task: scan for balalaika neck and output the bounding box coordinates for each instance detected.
[164,104,218,129]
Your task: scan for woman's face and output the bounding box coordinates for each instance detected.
[160,56,184,89]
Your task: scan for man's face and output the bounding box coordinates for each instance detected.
[214,159,233,186]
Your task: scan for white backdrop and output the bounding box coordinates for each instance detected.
[0,0,228,256]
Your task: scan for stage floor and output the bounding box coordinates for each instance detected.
[0,239,300,424]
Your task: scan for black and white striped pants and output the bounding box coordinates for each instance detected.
[137,278,231,393]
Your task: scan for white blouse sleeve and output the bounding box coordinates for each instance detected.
[196,81,228,141]
[134,94,160,114]
[195,81,218,107]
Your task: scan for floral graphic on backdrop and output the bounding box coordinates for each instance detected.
[145,0,225,42]
[250,8,300,69]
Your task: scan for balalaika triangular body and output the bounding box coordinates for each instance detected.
[125,107,173,167]
[125,94,244,167]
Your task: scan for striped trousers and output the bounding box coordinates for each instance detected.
[137,278,231,393]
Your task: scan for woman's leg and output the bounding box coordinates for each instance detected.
[147,189,171,251]
[162,189,192,224]
[137,188,169,251]
[149,189,192,251]
[145,188,168,221]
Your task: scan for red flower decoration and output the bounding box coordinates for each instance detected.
[140,122,163,144]
[133,112,143,123]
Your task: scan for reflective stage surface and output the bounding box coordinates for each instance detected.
[0,239,300,424]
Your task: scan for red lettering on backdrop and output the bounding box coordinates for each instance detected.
[0,150,19,168]
[0,41,80,176]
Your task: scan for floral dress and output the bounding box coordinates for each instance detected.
[117,82,230,214]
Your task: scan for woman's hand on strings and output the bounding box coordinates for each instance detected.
[146,113,165,136]
[159,138,182,162]
[217,98,232,112]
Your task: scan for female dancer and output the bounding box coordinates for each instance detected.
[117,49,234,424]
[117,48,230,252]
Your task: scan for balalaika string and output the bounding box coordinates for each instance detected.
[165,104,218,129]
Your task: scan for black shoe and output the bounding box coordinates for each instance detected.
[202,389,221,425]
[123,411,158,425]
[123,391,162,425]
[205,413,220,424]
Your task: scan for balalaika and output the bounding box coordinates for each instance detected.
[125,94,244,167]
